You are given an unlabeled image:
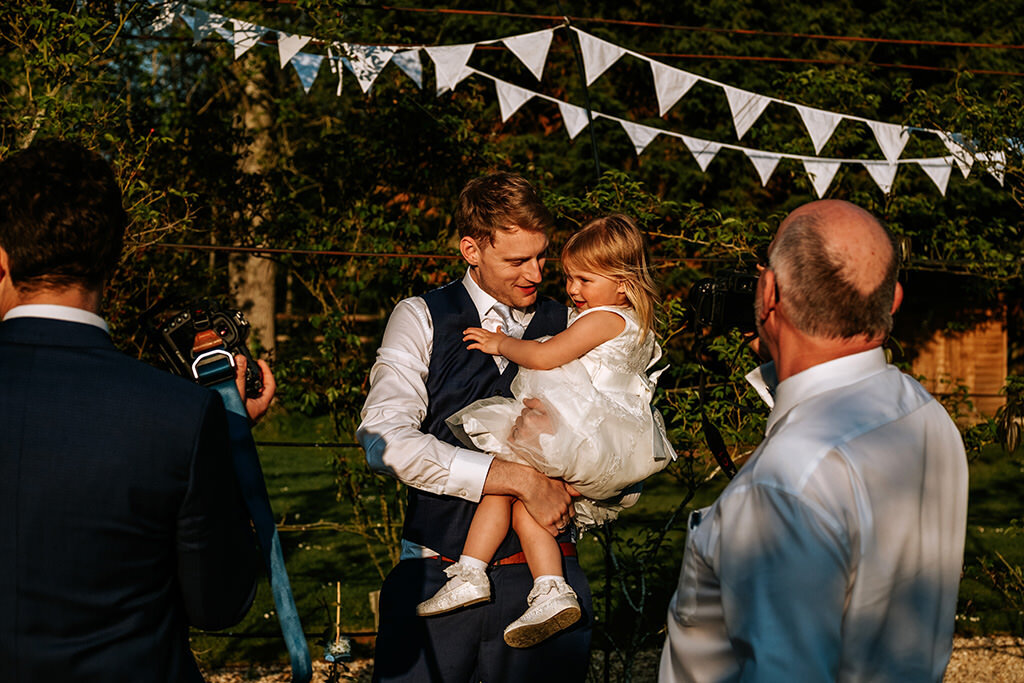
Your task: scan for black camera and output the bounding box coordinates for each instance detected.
[689,270,759,334]
[141,298,264,398]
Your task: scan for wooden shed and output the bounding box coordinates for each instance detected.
[909,305,1007,423]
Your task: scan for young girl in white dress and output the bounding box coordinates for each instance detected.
[416,214,675,648]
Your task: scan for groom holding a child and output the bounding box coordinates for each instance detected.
[358,172,591,681]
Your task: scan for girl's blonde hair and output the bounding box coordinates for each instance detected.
[561,214,659,339]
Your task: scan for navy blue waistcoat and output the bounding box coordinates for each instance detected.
[402,280,568,560]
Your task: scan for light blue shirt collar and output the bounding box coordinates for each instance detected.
[3,304,109,333]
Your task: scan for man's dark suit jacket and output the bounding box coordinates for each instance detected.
[0,315,260,682]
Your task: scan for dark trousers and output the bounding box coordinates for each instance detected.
[373,556,592,682]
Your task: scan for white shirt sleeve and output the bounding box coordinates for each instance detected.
[357,297,494,502]
[715,480,851,681]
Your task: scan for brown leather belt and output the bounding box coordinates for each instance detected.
[436,542,577,567]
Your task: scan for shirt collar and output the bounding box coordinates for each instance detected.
[3,304,109,333]
[461,268,532,321]
[762,347,889,436]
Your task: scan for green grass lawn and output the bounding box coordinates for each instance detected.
[191,413,1024,668]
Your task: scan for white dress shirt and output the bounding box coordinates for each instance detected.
[357,271,546,534]
[660,348,968,682]
[3,304,109,331]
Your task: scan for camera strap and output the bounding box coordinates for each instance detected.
[698,368,739,479]
[193,350,313,683]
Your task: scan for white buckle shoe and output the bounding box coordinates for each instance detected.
[503,579,581,648]
[416,562,491,617]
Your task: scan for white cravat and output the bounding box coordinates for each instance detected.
[490,302,525,339]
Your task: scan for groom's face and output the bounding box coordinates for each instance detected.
[461,227,548,308]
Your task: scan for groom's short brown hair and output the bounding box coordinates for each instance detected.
[455,172,553,245]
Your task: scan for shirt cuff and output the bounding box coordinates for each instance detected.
[445,448,494,502]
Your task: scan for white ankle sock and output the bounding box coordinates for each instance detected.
[534,575,566,586]
[458,555,488,572]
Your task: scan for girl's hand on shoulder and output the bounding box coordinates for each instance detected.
[464,326,506,356]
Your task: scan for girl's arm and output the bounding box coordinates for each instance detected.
[464,310,625,370]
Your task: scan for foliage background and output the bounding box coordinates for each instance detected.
[2,0,1023,677]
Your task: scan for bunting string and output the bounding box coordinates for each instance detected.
[148,1,1011,198]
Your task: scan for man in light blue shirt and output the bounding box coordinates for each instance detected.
[660,200,968,682]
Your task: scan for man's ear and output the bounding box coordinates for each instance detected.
[759,269,778,323]
[890,281,904,315]
[460,236,482,267]
[0,245,8,283]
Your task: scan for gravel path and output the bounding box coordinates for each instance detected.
[204,635,1024,682]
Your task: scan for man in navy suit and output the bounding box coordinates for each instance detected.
[0,140,274,681]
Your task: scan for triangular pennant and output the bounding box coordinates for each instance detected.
[574,29,626,86]
[976,150,1006,186]
[651,62,697,117]
[723,86,772,139]
[425,44,476,94]
[557,101,591,140]
[494,80,534,122]
[187,9,227,45]
[278,32,312,68]
[502,29,554,81]
[801,159,842,198]
[291,52,323,94]
[391,50,423,88]
[795,105,843,154]
[937,132,974,177]
[862,161,899,195]
[620,120,661,156]
[743,150,782,186]
[232,19,266,60]
[867,121,909,164]
[148,1,182,32]
[342,44,397,94]
[916,157,955,196]
[681,135,723,171]
[326,44,344,96]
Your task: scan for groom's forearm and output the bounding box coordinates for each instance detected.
[484,459,573,537]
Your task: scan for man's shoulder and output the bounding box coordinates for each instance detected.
[754,367,944,487]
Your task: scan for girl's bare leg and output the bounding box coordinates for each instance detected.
[462,494,514,562]
[511,500,563,578]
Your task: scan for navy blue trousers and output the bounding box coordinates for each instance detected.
[372,556,592,682]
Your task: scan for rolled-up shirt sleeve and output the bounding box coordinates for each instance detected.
[357,297,494,502]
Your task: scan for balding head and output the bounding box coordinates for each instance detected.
[769,200,899,340]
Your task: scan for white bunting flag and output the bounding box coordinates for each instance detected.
[326,44,344,96]
[937,132,974,177]
[425,44,476,94]
[575,29,625,86]
[862,161,899,195]
[743,150,782,186]
[801,159,842,198]
[391,50,424,88]
[148,1,182,32]
[867,121,909,164]
[916,157,955,196]
[557,101,591,140]
[495,80,534,122]
[795,105,843,154]
[620,120,661,155]
[291,53,323,94]
[723,86,772,139]
[976,150,1006,186]
[342,44,397,94]
[681,135,723,171]
[187,9,227,45]
[232,19,265,60]
[651,62,697,117]
[278,33,312,68]
[502,29,554,81]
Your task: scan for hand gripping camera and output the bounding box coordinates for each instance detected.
[140,298,264,398]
